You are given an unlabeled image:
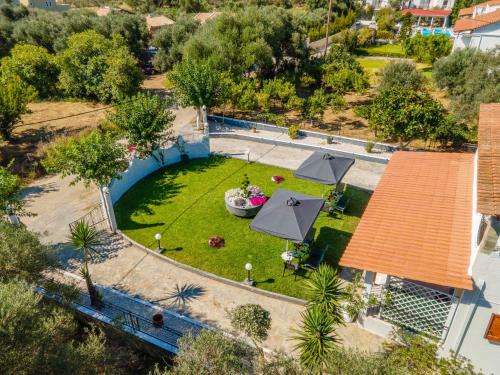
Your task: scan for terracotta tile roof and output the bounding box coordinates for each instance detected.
[458,6,475,17]
[401,9,451,17]
[145,15,175,31]
[477,103,500,215]
[454,9,500,32]
[193,12,221,24]
[340,151,474,290]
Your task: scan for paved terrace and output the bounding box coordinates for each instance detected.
[210,126,392,163]
[22,136,387,354]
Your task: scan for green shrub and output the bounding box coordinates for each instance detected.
[376,30,394,40]
[404,33,452,63]
[288,125,301,139]
[365,141,375,153]
[357,28,375,47]
[330,93,347,113]
[377,60,425,92]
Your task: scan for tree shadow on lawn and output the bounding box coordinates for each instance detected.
[115,155,228,220]
[314,226,353,267]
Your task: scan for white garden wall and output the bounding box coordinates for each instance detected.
[108,136,210,204]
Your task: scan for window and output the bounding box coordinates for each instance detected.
[485,314,500,342]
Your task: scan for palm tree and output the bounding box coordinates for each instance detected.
[292,306,340,373]
[306,264,346,324]
[69,220,101,307]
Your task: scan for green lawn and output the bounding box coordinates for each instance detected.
[357,58,390,75]
[114,157,370,300]
[355,44,405,58]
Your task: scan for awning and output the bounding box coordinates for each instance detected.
[249,188,324,243]
[293,152,354,185]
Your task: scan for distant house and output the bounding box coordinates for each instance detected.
[340,103,500,374]
[145,15,175,33]
[401,8,452,28]
[453,0,500,51]
[364,0,454,10]
[15,0,70,11]
[193,11,220,24]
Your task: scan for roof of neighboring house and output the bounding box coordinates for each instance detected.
[477,103,500,215]
[193,11,220,24]
[95,7,112,17]
[401,9,451,17]
[454,9,500,32]
[145,15,175,30]
[339,151,474,290]
[458,6,475,17]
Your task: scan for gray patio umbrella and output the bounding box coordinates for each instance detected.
[293,152,355,185]
[249,188,324,244]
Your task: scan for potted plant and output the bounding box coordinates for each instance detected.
[152,313,163,327]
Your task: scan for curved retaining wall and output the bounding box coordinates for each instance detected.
[108,136,210,204]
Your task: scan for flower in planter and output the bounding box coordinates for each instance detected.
[208,236,225,248]
[247,185,261,196]
[233,197,247,207]
[271,175,284,184]
[250,196,267,206]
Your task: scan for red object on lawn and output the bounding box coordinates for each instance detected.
[250,196,267,206]
[208,236,225,248]
[272,175,284,184]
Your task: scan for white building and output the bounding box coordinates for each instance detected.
[18,0,70,11]
[340,104,500,374]
[453,1,500,51]
[364,0,454,10]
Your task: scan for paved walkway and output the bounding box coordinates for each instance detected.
[210,126,392,162]
[22,133,387,354]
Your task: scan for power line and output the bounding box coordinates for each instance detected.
[14,98,137,129]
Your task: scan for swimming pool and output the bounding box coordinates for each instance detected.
[420,28,452,37]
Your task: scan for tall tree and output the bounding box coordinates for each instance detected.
[42,130,128,187]
[57,30,143,103]
[108,93,175,161]
[377,60,425,92]
[0,43,59,98]
[433,48,500,123]
[368,88,444,148]
[0,73,35,141]
[69,220,101,307]
[170,58,228,130]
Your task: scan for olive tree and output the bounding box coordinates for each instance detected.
[108,93,175,162]
[377,60,425,92]
[43,130,128,188]
[170,58,228,130]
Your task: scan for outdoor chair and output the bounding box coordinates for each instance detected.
[282,260,302,281]
[333,195,350,215]
[303,245,329,270]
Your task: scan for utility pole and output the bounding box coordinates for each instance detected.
[323,0,333,57]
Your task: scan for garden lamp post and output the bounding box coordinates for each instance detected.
[155,233,162,252]
[244,263,254,286]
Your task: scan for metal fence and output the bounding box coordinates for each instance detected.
[38,286,203,352]
[377,276,457,338]
[69,204,109,233]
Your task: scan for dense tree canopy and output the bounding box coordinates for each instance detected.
[109,93,175,160]
[367,88,444,147]
[377,60,425,92]
[183,6,308,79]
[57,30,143,102]
[404,33,452,63]
[0,73,35,140]
[322,46,368,94]
[433,48,500,123]
[152,15,199,72]
[0,43,59,98]
[43,130,129,187]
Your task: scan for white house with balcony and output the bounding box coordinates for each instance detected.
[453,0,500,51]
[340,104,500,374]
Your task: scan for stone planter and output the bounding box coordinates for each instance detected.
[225,189,264,218]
